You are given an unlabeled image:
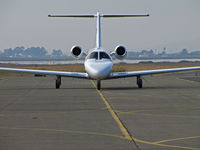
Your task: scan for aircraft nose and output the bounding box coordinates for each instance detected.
[94,64,111,75]
[85,60,112,79]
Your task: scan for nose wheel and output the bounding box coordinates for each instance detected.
[56,76,61,89]
[97,80,101,90]
[137,75,143,88]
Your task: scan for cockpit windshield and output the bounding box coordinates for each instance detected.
[88,52,98,59]
[100,52,111,59]
[87,51,111,60]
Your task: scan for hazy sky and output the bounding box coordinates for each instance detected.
[1,0,200,53]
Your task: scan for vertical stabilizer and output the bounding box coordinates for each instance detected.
[96,12,101,49]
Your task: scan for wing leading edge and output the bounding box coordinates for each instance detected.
[109,66,200,79]
[1,66,200,80]
[0,67,88,79]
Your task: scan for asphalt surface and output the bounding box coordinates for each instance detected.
[0,73,200,150]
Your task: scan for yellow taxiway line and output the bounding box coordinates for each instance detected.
[91,80,200,150]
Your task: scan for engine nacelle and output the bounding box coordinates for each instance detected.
[111,45,127,59]
[70,45,83,59]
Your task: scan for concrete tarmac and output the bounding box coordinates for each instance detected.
[0,73,199,150]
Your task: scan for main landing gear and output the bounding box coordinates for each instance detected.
[56,76,61,89]
[137,75,143,88]
[97,80,101,90]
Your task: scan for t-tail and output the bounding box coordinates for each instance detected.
[48,12,149,50]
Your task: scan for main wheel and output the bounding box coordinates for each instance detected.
[56,76,61,89]
[137,78,143,88]
[97,80,101,90]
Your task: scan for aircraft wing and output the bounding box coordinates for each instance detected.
[0,67,88,78]
[109,66,200,79]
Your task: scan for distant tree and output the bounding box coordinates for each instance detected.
[127,51,137,57]
[23,47,47,57]
[180,48,188,56]
[2,48,13,57]
[161,48,167,55]
[13,46,25,57]
[148,49,155,56]
[51,49,63,57]
[190,51,200,56]
[139,49,155,57]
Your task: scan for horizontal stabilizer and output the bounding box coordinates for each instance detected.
[48,14,95,18]
[48,14,149,18]
[102,14,149,17]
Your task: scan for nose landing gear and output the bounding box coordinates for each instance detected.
[97,80,101,90]
[137,75,143,88]
[56,76,61,89]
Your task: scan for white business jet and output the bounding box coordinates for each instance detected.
[0,12,200,90]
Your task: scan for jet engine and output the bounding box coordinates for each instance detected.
[111,45,127,59]
[70,46,84,59]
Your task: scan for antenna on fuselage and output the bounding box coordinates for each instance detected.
[48,12,149,50]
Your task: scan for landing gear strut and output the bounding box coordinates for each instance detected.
[137,75,142,88]
[97,80,101,90]
[56,76,61,89]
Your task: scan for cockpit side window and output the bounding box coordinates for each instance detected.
[100,52,111,59]
[88,52,98,59]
